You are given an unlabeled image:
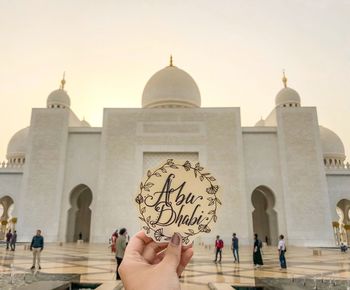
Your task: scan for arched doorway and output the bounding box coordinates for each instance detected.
[66,185,93,242]
[334,199,350,245]
[251,186,278,246]
[0,196,15,240]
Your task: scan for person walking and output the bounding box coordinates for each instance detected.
[116,228,127,280]
[278,234,287,269]
[10,230,17,251]
[30,229,44,270]
[214,235,224,263]
[231,233,239,263]
[111,230,118,253]
[253,233,263,268]
[6,230,12,250]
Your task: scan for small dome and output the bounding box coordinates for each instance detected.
[142,61,201,108]
[6,127,29,162]
[275,87,301,107]
[47,88,71,108]
[275,72,301,108]
[319,126,346,160]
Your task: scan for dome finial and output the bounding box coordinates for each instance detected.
[282,69,287,88]
[169,55,173,67]
[60,71,66,90]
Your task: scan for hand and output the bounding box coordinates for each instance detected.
[119,231,193,290]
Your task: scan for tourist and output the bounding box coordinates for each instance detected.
[340,243,348,253]
[278,234,287,269]
[214,235,224,263]
[119,231,193,290]
[111,229,118,253]
[116,228,127,280]
[10,230,17,251]
[253,233,263,268]
[30,229,44,270]
[231,233,239,263]
[6,230,12,250]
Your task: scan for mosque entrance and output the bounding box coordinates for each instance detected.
[251,186,278,246]
[66,185,93,242]
[0,195,15,240]
[333,199,350,245]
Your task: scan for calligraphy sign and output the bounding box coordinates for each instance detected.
[135,159,221,245]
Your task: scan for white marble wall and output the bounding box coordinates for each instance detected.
[91,108,248,245]
[57,128,101,242]
[16,108,69,242]
[242,127,287,245]
[3,104,349,247]
[326,173,350,221]
[276,107,334,246]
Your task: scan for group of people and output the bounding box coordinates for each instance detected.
[4,229,44,270]
[214,233,287,269]
[5,229,17,251]
[110,228,129,280]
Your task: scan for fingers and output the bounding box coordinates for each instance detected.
[177,246,194,277]
[124,231,153,257]
[161,233,182,269]
[152,249,166,264]
[142,241,168,263]
[125,231,194,278]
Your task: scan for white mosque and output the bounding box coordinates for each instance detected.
[0,59,349,247]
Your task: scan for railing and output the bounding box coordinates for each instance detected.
[0,161,24,169]
[324,162,350,170]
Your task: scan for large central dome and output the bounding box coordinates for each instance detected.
[142,61,201,108]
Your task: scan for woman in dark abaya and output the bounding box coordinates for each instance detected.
[253,233,263,268]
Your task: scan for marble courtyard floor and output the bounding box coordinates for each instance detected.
[0,242,349,289]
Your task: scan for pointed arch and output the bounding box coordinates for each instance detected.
[66,184,93,242]
[251,186,278,246]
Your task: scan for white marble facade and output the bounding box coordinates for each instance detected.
[0,62,349,247]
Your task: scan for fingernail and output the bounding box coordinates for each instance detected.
[171,233,180,246]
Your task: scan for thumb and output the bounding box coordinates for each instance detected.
[161,233,182,270]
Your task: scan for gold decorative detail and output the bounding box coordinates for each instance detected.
[282,70,287,88]
[60,72,66,90]
[169,55,173,67]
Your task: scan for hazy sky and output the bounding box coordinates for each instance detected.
[1,0,350,160]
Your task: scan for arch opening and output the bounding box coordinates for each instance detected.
[0,195,15,240]
[251,186,278,246]
[66,185,92,242]
[334,199,350,245]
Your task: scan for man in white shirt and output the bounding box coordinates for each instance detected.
[278,234,287,269]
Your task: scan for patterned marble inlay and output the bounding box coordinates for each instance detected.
[0,242,349,289]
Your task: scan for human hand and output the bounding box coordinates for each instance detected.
[119,231,193,290]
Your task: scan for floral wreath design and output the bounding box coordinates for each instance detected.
[135,159,221,244]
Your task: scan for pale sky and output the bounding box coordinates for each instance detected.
[1,0,350,161]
